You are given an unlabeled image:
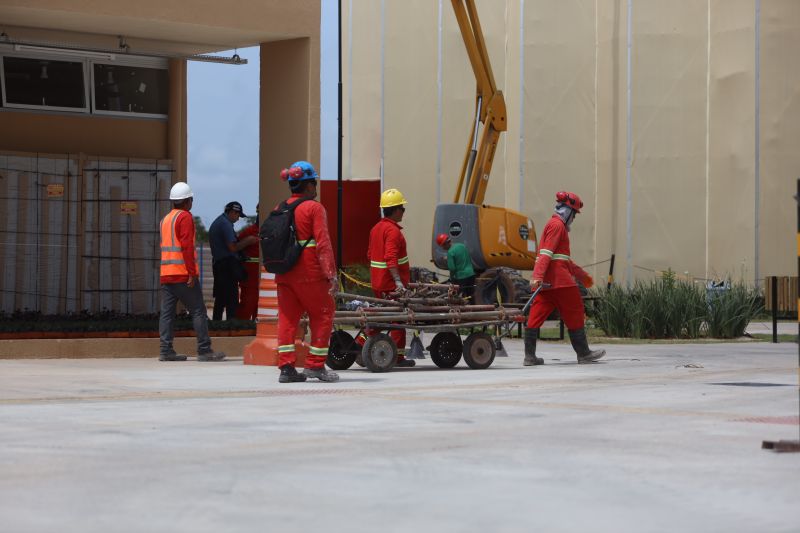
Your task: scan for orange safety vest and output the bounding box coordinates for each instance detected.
[160,209,197,278]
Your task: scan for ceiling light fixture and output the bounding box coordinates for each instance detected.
[5,40,247,65]
[188,54,248,65]
[14,44,115,61]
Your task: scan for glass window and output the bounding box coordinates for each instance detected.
[2,56,86,109]
[93,64,168,116]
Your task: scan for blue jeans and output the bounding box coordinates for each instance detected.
[159,281,212,356]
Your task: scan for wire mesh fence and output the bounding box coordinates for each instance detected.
[0,152,174,314]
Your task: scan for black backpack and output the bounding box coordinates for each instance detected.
[259,198,310,274]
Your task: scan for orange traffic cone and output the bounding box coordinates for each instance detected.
[243,268,308,366]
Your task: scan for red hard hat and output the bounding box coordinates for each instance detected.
[556,191,583,213]
[436,233,450,246]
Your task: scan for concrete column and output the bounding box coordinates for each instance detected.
[259,38,320,212]
[167,58,187,181]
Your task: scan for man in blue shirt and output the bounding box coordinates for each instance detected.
[208,201,258,320]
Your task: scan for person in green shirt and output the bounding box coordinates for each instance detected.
[436,234,476,301]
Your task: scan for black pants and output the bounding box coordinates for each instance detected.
[453,275,476,302]
[212,256,240,320]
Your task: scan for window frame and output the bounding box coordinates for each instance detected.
[0,45,169,119]
[0,50,91,114]
[89,55,169,119]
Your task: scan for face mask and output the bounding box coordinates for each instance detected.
[554,204,575,231]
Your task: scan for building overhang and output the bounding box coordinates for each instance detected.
[0,1,319,56]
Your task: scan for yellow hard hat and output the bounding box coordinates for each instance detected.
[380,188,407,208]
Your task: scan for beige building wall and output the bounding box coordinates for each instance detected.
[0,0,321,212]
[343,0,799,284]
[0,0,321,312]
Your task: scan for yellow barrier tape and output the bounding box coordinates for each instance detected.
[339,269,372,289]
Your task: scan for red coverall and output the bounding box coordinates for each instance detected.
[357,217,411,356]
[275,194,337,369]
[235,223,260,320]
[527,214,591,330]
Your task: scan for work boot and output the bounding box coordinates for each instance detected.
[279,365,307,383]
[159,353,187,362]
[568,328,606,363]
[523,328,544,366]
[303,367,340,382]
[396,358,416,368]
[197,351,226,362]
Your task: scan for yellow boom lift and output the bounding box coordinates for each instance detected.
[431,0,537,304]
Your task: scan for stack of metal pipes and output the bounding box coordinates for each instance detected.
[332,283,522,327]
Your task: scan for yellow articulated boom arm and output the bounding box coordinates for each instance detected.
[451,0,507,206]
[432,0,535,283]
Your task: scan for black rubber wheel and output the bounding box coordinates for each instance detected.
[362,333,397,373]
[326,330,359,370]
[429,332,463,368]
[462,332,496,369]
[473,267,531,305]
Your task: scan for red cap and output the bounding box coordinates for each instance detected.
[436,233,450,247]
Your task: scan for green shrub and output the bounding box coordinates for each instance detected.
[0,309,254,333]
[705,283,762,338]
[339,264,373,297]
[589,272,759,339]
[590,284,632,337]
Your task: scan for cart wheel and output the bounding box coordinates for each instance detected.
[462,332,496,369]
[429,332,463,368]
[326,330,358,370]
[362,333,397,373]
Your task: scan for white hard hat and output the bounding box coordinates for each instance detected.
[169,182,193,200]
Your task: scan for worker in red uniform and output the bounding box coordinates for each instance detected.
[275,161,339,383]
[235,204,260,321]
[355,188,415,367]
[525,191,605,366]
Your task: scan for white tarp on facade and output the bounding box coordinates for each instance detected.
[341,0,799,284]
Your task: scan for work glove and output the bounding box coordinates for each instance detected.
[583,275,594,289]
[530,279,543,291]
[390,280,409,298]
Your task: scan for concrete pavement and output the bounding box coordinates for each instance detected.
[0,339,798,532]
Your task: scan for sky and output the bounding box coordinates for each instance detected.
[187,1,338,231]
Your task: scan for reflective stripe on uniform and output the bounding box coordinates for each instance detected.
[299,239,317,247]
[308,345,329,356]
[278,345,295,353]
[371,256,408,268]
[245,258,260,263]
[538,248,570,261]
